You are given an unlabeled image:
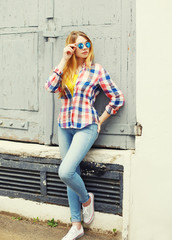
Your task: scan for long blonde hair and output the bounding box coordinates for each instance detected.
[59,31,94,97]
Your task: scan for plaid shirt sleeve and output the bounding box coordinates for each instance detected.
[98,66,125,115]
[45,67,62,93]
[45,63,125,129]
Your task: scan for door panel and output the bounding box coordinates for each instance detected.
[45,0,136,149]
[0,0,136,149]
[0,0,39,28]
[0,1,44,143]
[54,0,120,26]
[0,33,38,111]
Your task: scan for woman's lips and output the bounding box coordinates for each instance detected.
[82,51,88,54]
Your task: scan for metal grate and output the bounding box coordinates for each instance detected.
[47,172,67,199]
[46,171,122,214]
[0,154,123,215]
[84,176,121,206]
[0,167,40,194]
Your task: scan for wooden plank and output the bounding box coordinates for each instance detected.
[45,0,54,19]
[53,0,121,26]
[0,33,38,111]
[0,0,38,28]
[44,42,54,145]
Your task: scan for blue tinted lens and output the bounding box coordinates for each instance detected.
[86,42,91,48]
[78,43,84,49]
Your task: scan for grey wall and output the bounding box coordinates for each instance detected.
[0,0,135,149]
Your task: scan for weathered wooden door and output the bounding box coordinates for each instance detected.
[44,0,136,149]
[0,0,135,149]
[0,0,45,143]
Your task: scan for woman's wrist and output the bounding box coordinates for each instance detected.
[99,111,111,125]
[98,119,103,125]
[57,58,67,72]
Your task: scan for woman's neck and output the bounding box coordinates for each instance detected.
[76,58,85,68]
[76,58,86,74]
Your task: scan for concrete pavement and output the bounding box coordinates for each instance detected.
[0,212,121,240]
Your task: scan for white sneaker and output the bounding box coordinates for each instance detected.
[61,225,84,240]
[82,193,95,224]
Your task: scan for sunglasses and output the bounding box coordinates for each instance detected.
[77,42,91,49]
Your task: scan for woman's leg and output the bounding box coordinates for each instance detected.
[67,166,81,222]
[58,126,73,160]
[58,124,98,240]
[58,126,82,223]
[58,124,98,204]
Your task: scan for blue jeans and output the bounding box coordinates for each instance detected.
[58,124,99,222]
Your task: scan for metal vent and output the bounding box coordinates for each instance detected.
[0,154,123,215]
[47,172,67,198]
[84,176,121,210]
[0,167,40,194]
[46,171,122,214]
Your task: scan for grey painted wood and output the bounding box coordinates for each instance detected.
[0,0,39,28]
[0,1,44,143]
[0,0,136,149]
[45,0,54,19]
[44,42,54,145]
[0,33,38,111]
[47,0,136,149]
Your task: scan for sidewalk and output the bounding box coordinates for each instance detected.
[0,212,121,240]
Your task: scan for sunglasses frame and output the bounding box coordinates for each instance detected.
[77,42,91,49]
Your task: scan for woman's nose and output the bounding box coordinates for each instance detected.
[83,44,87,50]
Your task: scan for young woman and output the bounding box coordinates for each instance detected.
[45,31,125,240]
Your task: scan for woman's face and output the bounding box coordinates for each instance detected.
[75,35,90,59]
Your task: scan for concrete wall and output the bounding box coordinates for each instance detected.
[129,1,172,240]
[0,140,133,236]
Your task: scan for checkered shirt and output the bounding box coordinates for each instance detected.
[45,63,125,129]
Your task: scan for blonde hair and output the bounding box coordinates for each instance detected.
[59,31,94,97]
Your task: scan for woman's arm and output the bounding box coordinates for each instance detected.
[99,67,125,114]
[97,110,111,133]
[45,44,76,93]
[97,66,125,132]
[45,67,63,93]
[58,43,77,71]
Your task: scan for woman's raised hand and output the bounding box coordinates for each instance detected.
[56,44,76,73]
[63,44,76,62]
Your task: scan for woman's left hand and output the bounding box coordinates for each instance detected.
[97,122,102,133]
[97,111,111,133]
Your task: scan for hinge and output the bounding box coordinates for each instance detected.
[0,118,29,130]
[134,122,143,136]
[101,122,142,136]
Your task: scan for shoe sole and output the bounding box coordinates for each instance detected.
[63,231,84,240]
[75,232,84,240]
[84,193,95,225]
